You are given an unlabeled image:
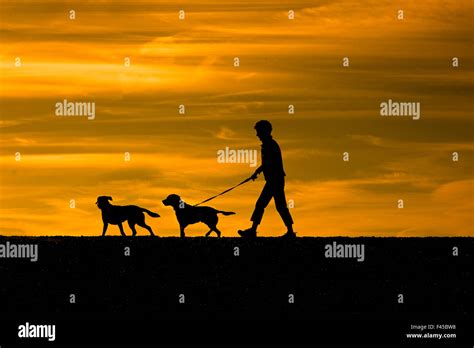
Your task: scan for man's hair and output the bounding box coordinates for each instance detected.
[254,120,272,134]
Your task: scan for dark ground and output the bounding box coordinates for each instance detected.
[0,236,472,345]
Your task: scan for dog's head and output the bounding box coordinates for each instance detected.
[96,196,113,209]
[162,194,182,208]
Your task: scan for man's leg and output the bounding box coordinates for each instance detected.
[251,182,273,227]
[273,181,294,235]
[239,182,273,237]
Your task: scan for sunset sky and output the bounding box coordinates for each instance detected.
[0,0,472,237]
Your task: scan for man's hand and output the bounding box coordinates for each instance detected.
[250,166,263,181]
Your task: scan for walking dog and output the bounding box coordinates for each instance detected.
[96,196,160,236]
[162,194,235,238]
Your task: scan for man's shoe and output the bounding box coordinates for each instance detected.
[281,231,296,239]
[238,228,257,238]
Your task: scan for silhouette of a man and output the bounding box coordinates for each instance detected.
[238,120,295,238]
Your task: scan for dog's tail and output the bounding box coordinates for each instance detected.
[217,210,236,216]
[142,208,160,217]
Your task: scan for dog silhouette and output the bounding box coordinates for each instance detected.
[96,196,160,236]
[162,194,235,238]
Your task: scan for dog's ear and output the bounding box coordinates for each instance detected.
[106,196,113,201]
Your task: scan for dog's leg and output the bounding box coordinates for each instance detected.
[206,222,221,238]
[102,223,108,237]
[128,221,138,237]
[118,223,126,237]
[212,227,222,238]
[138,221,155,236]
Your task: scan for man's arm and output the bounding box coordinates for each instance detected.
[251,165,263,180]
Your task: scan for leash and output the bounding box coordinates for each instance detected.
[194,176,253,206]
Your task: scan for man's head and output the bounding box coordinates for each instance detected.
[254,120,272,141]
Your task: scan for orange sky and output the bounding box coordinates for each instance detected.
[0,0,473,236]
